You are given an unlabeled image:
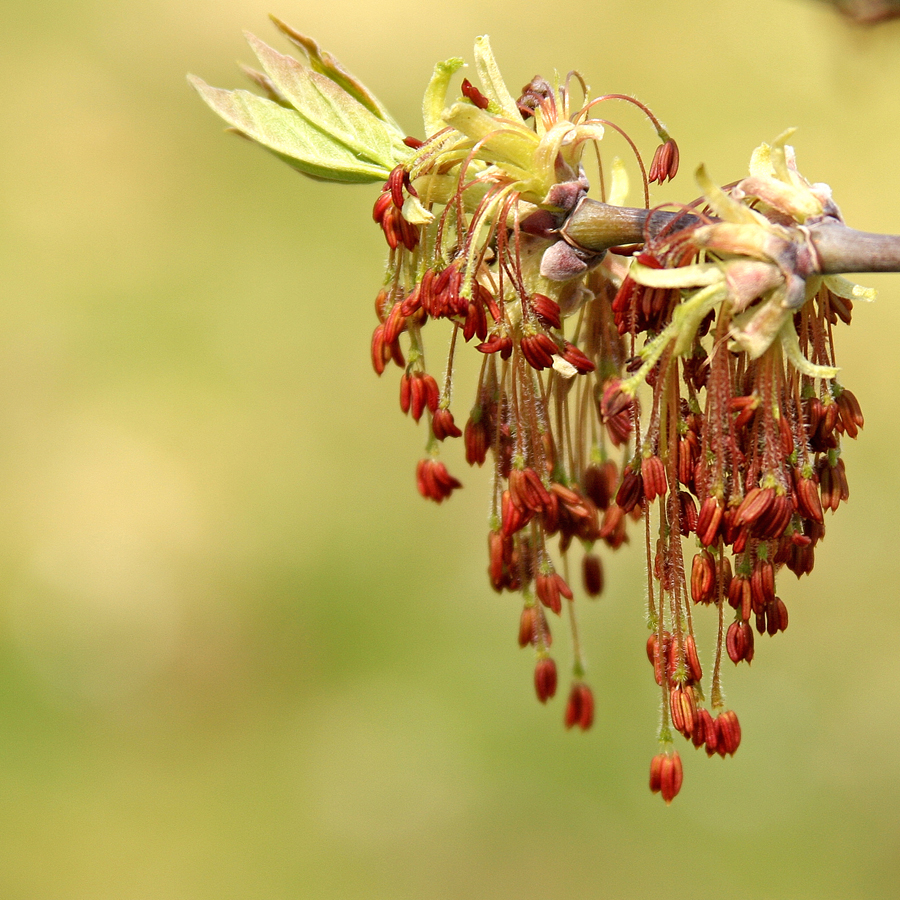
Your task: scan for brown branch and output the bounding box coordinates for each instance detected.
[560,197,900,277]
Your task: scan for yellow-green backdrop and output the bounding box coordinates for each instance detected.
[2,0,899,897]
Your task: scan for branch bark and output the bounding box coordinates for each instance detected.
[560,197,900,277]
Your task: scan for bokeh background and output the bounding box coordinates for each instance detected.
[2,0,900,897]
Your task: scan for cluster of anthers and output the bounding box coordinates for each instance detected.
[192,23,875,802]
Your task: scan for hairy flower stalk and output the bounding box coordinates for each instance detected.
[192,21,898,802]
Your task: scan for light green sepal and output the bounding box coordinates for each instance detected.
[473,36,522,121]
[423,57,466,136]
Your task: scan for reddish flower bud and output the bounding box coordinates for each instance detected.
[534,657,558,703]
[649,751,683,804]
[564,682,594,730]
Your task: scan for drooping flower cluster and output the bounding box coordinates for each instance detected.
[192,24,874,803]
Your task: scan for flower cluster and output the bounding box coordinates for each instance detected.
[192,25,874,802]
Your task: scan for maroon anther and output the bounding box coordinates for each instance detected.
[381,301,406,345]
[371,324,390,376]
[564,683,595,730]
[520,332,558,370]
[647,138,680,184]
[501,489,533,537]
[649,752,683,804]
[726,620,755,664]
[460,77,490,110]
[598,503,627,549]
[432,407,462,441]
[750,558,775,613]
[416,458,462,503]
[535,570,573,615]
[530,293,562,329]
[715,710,741,756]
[678,491,699,535]
[684,635,703,684]
[599,380,634,447]
[734,486,775,529]
[518,604,550,647]
[835,387,864,438]
[534,657,558,703]
[582,553,604,596]
[464,412,490,466]
[696,497,724,546]
[560,341,596,373]
[699,709,719,756]
[670,685,697,738]
[509,466,553,514]
[792,467,824,524]
[692,707,716,752]
[615,466,644,514]
[475,333,513,359]
[691,550,716,605]
[768,597,789,634]
[463,298,488,342]
[583,460,618,510]
[489,530,505,592]
[641,454,668,502]
[400,371,440,421]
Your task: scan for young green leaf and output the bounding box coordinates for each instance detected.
[268,16,402,131]
[245,33,409,172]
[188,75,395,183]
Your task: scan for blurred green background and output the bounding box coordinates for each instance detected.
[2,0,900,897]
